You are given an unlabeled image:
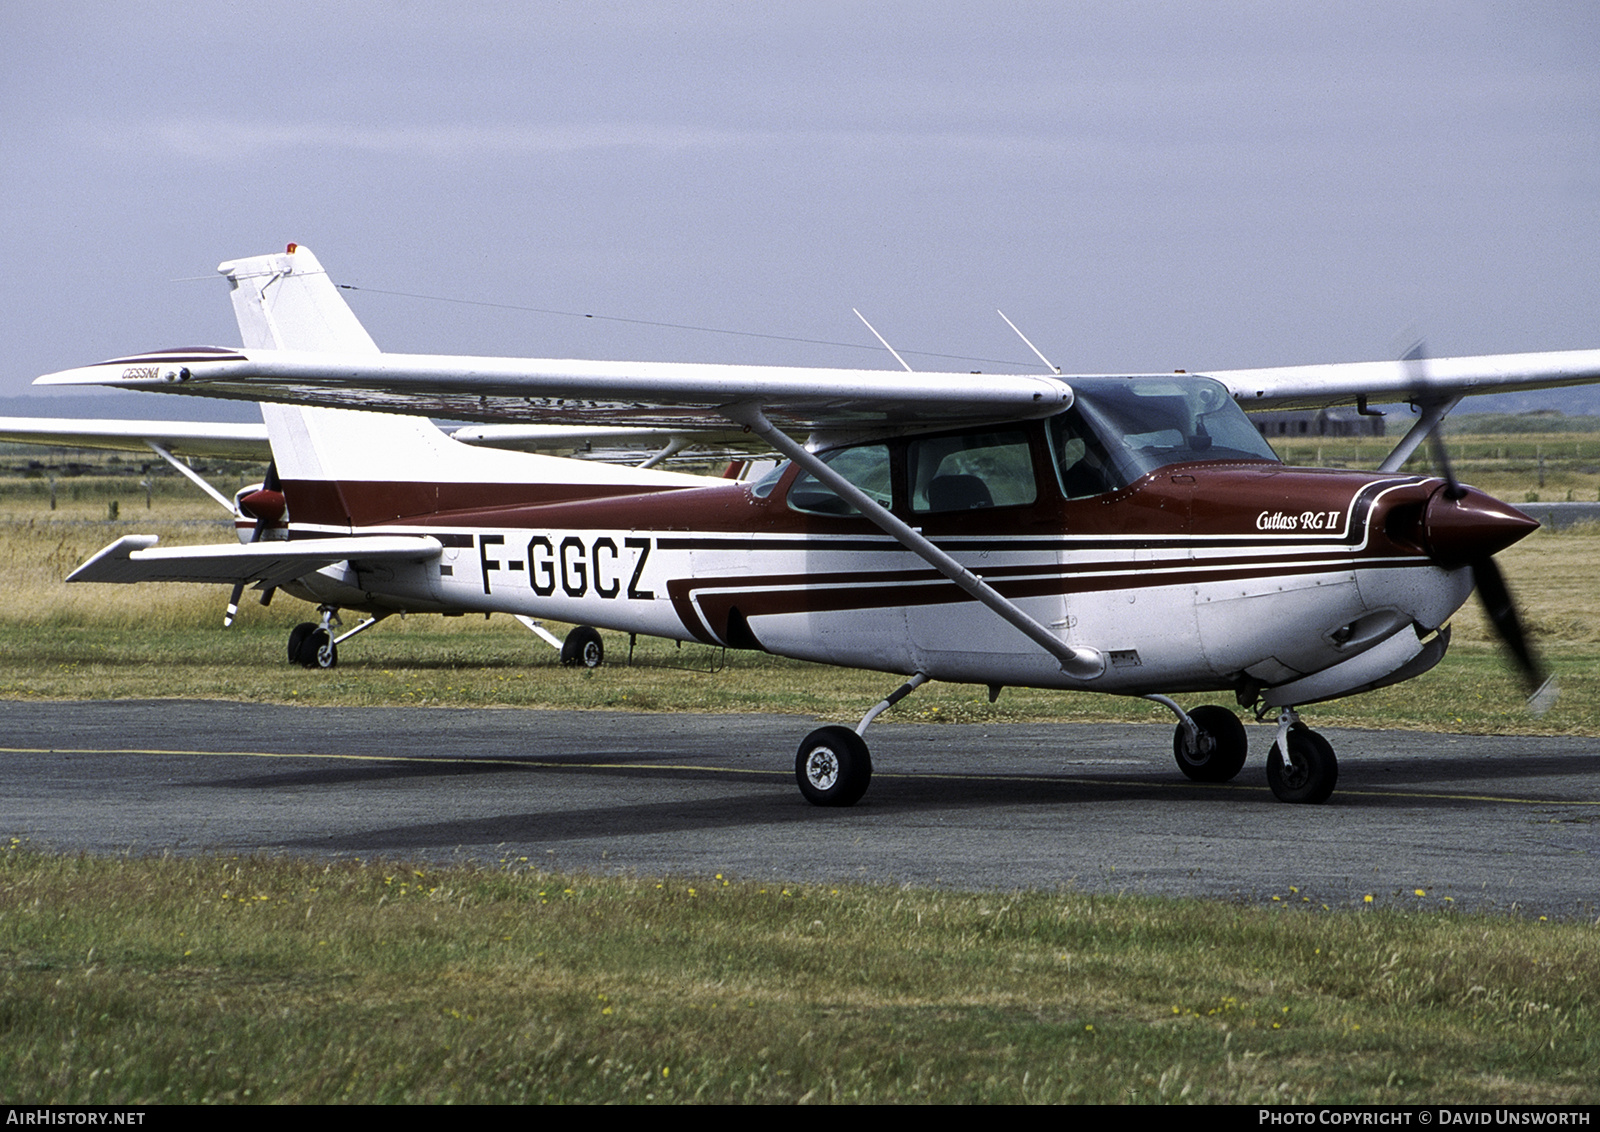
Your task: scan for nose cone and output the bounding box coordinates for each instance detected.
[1421,485,1539,568]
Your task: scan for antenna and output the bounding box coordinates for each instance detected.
[852,309,914,372]
[997,310,1060,374]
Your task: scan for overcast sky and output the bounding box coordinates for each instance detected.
[5,2,1598,406]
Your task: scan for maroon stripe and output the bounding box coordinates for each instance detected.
[671,555,1430,643]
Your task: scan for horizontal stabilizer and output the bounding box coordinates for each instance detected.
[68,534,442,587]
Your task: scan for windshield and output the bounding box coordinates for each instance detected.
[1051,376,1278,495]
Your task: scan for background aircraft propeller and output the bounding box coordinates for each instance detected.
[224,462,286,627]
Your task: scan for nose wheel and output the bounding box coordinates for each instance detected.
[1266,724,1338,804]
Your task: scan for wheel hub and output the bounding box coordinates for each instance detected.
[805,749,839,790]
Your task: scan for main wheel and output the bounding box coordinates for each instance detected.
[287,622,317,665]
[1173,704,1249,782]
[293,627,338,669]
[795,726,872,807]
[560,625,604,668]
[1266,726,1338,804]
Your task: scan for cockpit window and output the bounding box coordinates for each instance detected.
[787,444,892,516]
[1050,376,1279,494]
[749,460,789,499]
[908,428,1036,513]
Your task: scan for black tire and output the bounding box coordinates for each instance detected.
[795,726,872,807]
[1173,704,1249,783]
[560,625,604,669]
[294,627,338,669]
[1266,726,1338,804]
[287,623,317,665]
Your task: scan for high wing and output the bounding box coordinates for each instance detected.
[1212,351,1600,412]
[30,240,1600,426]
[69,534,442,587]
[37,340,1600,430]
[35,344,1076,432]
[0,417,271,461]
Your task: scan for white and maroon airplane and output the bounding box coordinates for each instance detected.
[33,245,1600,806]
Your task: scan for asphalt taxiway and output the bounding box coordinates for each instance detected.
[2,700,1596,917]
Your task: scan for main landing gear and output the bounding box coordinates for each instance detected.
[795,673,927,807]
[1171,703,1249,783]
[512,617,605,668]
[559,625,604,669]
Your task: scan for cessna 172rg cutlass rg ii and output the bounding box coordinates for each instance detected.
[36,245,1600,807]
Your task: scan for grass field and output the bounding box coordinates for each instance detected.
[2,446,1598,1105]
[2,848,1596,1104]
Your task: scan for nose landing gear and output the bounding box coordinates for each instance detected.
[1266,709,1339,804]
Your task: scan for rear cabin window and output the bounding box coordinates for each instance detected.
[908,428,1037,513]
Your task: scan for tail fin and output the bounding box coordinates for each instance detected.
[220,244,472,519]
[218,244,379,354]
[217,245,703,533]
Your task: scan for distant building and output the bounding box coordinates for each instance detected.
[1250,407,1386,439]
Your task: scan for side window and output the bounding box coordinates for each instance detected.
[908,428,1036,513]
[1049,411,1122,499]
[787,444,892,516]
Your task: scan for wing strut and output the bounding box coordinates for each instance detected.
[144,441,235,513]
[724,404,1104,680]
[1376,395,1462,474]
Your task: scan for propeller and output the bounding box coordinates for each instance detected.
[224,462,287,628]
[1403,341,1557,713]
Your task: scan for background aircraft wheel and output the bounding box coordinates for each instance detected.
[795,726,872,807]
[1266,726,1338,804]
[293,628,338,669]
[560,625,604,668]
[287,623,317,665]
[1173,704,1249,782]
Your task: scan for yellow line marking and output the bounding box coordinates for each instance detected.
[3,748,1595,806]
[0,746,778,775]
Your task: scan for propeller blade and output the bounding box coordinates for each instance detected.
[1471,554,1556,714]
[1402,340,1467,500]
[224,468,277,626]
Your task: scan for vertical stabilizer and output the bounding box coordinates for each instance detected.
[214,246,702,534]
[218,244,380,354]
[219,244,464,524]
